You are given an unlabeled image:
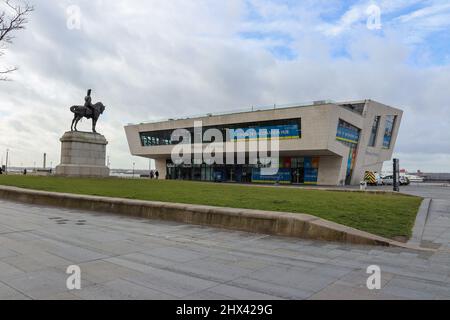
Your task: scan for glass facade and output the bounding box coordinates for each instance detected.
[140,118,302,147]
[368,116,381,147]
[383,115,397,149]
[140,130,174,147]
[166,156,320,185]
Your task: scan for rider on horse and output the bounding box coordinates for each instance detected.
[70,89,106,133]
[84,89,95,118]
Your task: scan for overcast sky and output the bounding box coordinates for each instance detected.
[1,0,449,171]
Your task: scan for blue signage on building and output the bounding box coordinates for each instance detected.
[304,168,318,184]
[383,115,396,149]
[251,168,292,184]
[336,121,360,145]
[231,124,300,141]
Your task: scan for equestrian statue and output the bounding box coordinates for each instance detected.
[70,89,106,133]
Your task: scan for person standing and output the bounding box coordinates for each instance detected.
[155,170,159,180]
[150,170,154,179]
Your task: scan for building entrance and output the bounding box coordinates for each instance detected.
[291,168,305,184]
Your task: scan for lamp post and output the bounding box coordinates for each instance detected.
[132,162,136,178]
[5,149,9,174]
[393,158,400,192]
[149,159,152,178]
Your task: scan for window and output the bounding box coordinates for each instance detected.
[140,118,302,147]
[336,119,360,145]
[368,116,381,147]
[339,103,365,115]
[383,115,397,149]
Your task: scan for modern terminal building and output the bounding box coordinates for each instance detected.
[125,100,402,186]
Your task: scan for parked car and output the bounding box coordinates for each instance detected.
[382,175,410,186]
[399,176,410,186]
[382,175,394,185]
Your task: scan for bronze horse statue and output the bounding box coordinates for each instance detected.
[70,89,106,133]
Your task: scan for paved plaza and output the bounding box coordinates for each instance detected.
[0,184,449,300]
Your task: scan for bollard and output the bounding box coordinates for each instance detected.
[360,181,367,191]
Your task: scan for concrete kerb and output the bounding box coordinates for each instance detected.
[0,185,433,251]
[408,198,432,246]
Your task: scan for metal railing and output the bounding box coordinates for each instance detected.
[130,100,336,126]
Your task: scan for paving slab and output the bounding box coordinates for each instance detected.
[0,190,450,300]
[0,282,31,300]
[72,280,176,300]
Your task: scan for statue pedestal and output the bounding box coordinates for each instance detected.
[55,131,110,177]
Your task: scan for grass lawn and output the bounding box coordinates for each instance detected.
[0,175,422,239]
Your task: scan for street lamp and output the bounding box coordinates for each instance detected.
[5,149,9,174]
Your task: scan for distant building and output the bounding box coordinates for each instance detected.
[421,173,450,182]
[125,100,402,186]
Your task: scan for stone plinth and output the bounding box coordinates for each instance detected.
[55,131,110,177]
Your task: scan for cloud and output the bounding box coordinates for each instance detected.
[396,2,450,23]
[0,0,449,172]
